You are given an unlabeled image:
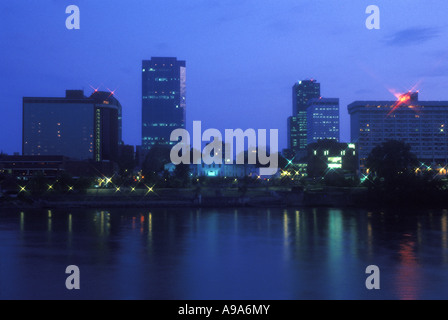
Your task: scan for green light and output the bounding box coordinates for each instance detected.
[19,186,26,193]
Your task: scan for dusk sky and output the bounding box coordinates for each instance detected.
[1,0,448,154]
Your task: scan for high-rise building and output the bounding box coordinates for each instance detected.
[348,92,448,172]
[287,116,299,155]
[307,98,340,145]
[288,80,321,157]
[23,90,120,162]
[142,57,186,151]
[90,90,123,145]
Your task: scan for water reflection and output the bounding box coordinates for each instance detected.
[1,207,448,299]
[442,211,448,264]
[148,212,152,248]
[395,234,420,300]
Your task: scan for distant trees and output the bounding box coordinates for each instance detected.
[173,163,190,187]
[364,140,445,206]
[141,145,172,183]
[141,144,191,187]
[117,145,136,177]
[366,140,418,184]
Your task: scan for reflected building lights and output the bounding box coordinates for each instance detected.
[367,214,373,259]
[283,211,290,262]
[97,211,110,236]
[328,210,343,275]
[147,212,153,251]
[20,211,25,233]
[295,211,300,247]
[140,214,145,234]
[68,214,73,234]
[67,213,73,249]
[395,236,421,300]
[100,211,105,236]
[283,211,289,248]
[47,210,52,233]
[442,211,448,264]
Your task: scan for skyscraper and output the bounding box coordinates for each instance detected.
[287,116,300,155]
[307,98,340,145]
[348,92,448,172]
[289,80,321,157]
[142,57,186,151]
[23,90,120,162]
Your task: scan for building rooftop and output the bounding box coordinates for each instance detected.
[348,92,448,114]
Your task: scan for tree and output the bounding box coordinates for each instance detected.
[29,172,47,196]
[362,140,447,206]
[174,163,191,187]
[117,145,136,177]
[75,177,93,194]
[142,144,172,183]
[366,140,418,184]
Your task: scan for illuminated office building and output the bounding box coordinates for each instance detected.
[307,98,340,145]
[142,57,186,151]
[286,79,321,158]
[23,90,120,162]
[348,92,448,171]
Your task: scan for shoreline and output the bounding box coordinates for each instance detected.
[2,192,447,211]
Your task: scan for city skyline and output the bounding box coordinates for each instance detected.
[3,1,448,302]
[2,1,448,155]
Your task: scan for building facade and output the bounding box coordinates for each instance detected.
[285,80,321,159]
[348,92,448,172]
[142,57,186,151]
[189,163,259,178]
[307,98,340,145]
[23,90,120,162]
[287,116,299,156]
[306,140,357,178]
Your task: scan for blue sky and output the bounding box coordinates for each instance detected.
[1,0,448,154]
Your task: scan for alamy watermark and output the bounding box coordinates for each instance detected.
[66,5,80,30]
[170,121,279,176]
[365,265,380,290]
[65,265,80,290]
[366,5,380,30]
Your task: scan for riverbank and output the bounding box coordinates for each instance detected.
[1,186,447,210]
[0,186,365,209]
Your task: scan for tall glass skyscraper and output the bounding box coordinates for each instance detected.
[288,79,321,157]
[306,98,340,145]
[142,57,186,151]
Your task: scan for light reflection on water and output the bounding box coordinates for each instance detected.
[0,207,447,300]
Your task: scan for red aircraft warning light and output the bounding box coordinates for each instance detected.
[387,91,419,116]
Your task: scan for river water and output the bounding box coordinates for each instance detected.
[0,207,447,300]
